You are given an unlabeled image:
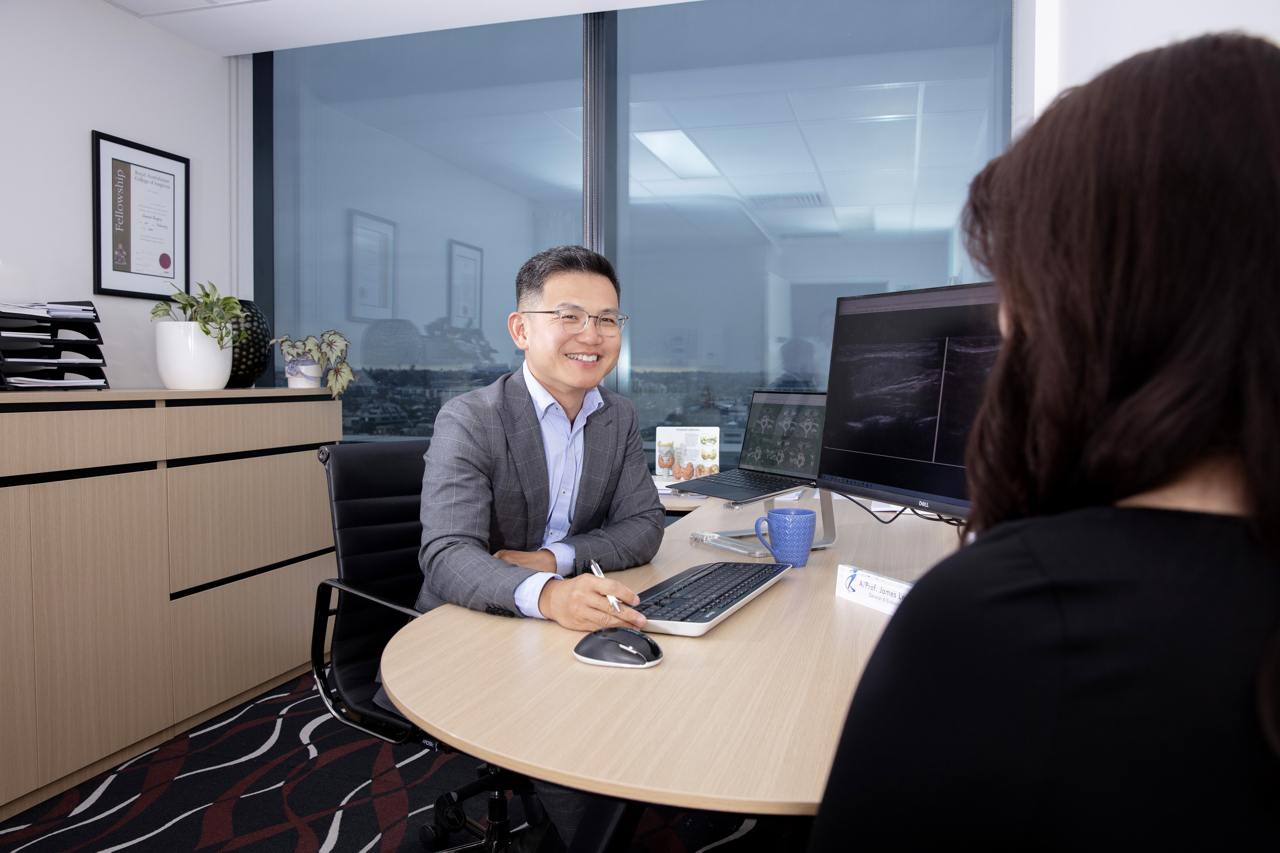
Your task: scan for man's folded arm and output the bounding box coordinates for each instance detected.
[562,406,664,573]
[418,403,537,615]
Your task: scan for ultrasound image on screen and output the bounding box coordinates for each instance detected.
[935,336,1002,466]
[827,334,999,467]
[818,284,1000,514]
[831,340,945,462]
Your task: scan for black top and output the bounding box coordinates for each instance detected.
[809,507,1280,850]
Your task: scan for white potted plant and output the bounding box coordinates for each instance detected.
[270,330,354,397]
[150,282,246,390]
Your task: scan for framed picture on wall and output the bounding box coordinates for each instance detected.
[350,211,397,321]
[448,240,483,329]
[92,131,190,301]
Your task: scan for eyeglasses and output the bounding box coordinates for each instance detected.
[522,309,628,337]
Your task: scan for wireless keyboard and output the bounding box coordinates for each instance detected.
[635,561,792,637]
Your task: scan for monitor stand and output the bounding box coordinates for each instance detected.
[712,488,837,551]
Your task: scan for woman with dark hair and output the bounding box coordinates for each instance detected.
[808,34,1280,849]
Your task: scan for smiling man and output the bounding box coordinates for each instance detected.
[408,247,664,848]
[414,244,663,631]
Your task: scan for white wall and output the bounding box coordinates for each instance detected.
[1016,0,1280,133]
[0,0,239,388]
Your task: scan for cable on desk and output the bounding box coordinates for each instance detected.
[909,507,965,527]
[833,490,907,524]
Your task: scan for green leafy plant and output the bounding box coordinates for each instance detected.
[269,330,354,398]
[150,281,246,350]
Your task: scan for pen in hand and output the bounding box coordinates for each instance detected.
[589,559,622,613]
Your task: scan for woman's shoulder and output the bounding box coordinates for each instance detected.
[914,504,1267,621]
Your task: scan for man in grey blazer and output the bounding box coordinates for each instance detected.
[411,246,663,850]
[415,245,663,628]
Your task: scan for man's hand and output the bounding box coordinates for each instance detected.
[493,548,558,574]
[538,573,647,632]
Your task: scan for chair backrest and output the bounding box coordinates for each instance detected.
[319,440,429,715]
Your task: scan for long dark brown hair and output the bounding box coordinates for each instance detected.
[961,33,1280,753]
[962,33,1280,551]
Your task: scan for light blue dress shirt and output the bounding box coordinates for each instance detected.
[511,362,605,618]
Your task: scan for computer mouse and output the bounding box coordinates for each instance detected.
[573,627,664,669]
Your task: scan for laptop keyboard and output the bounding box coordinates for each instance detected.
[636,561,791,625]
[702,468,810,492]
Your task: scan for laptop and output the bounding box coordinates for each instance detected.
[669,390,826,503]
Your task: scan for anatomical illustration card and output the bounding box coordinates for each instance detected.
[655,426,719,482]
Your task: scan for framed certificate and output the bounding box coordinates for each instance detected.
[448,240,483,329]
[92,131,190,301]
[350,211,397,321]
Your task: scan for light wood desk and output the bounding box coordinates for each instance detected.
[658,492,711,513]
[381,495,960,816]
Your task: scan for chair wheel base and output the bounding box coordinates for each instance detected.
[419,823,451,850]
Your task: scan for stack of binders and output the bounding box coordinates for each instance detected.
[0,301,109,390]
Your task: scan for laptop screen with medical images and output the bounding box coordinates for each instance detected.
[737,391,827,479]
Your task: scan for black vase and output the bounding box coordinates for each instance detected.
[226,299,272,388]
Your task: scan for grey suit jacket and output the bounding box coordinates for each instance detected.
[414,370,665,617]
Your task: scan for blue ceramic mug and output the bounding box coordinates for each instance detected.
[754,507,817,567]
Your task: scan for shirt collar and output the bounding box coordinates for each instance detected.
[521,362,604,423]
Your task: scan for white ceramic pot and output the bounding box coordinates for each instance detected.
[156,321,233,390]
[285,358,325,388]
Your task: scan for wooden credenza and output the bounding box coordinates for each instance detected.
[0,388,342,819]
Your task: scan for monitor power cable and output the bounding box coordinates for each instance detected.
[833,490,907,524]
[832,489,967,531]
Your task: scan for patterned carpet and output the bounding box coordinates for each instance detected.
[0,675,809,853]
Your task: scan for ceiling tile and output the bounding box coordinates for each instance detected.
[630,101,681,132]
[923,78,991,114]
[802,117,916,173]
[728,173,824,197]
[107,0,213,14]
[428,143,578,202]
[824,169,914,207]
[835,206,875,231]
[637,178,739,199]
[546,107,583,138]
[629,136,678,181]
[669,201,768,243]
[874,205,914,230]
[918,111,986,169]
[664,92,794,128]
[915,168,974,204]
[756,208,838,237]
[479,136,584,191]
[912,202,962,230]
[686,125,814,177]
[789,84,918,122]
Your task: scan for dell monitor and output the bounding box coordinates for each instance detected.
[816,282,1000,518]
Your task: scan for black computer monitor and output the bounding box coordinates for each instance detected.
[815,282,1000,518]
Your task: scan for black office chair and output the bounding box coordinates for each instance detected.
[310,440,544,852]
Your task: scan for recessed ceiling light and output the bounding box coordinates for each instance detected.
[632,130,720,179]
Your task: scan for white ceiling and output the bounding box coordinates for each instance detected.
[101,0,700,56]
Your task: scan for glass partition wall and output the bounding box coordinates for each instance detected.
[270,1,1011,448]
[610,0,1011,467]
[272,16,583,437]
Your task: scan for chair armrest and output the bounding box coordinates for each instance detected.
[322,578,422,619]
[309,579,434,746]
[310,579,419,674]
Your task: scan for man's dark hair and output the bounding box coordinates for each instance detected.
[515,245,620,309]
